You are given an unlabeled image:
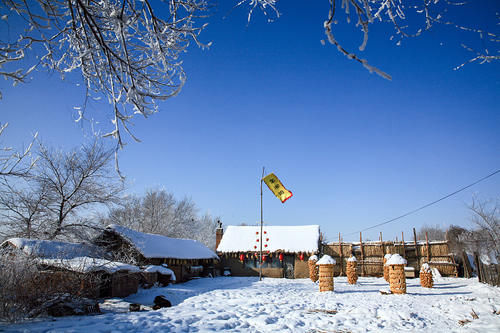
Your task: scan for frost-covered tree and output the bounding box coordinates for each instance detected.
[0,140,123,241]
[468,196,499,260]
[417,224,446,241]
[1,0,210,152]
[0,179,48,240]
[104,188,218,247]
[0,123,37,178]
[1,0,497,147]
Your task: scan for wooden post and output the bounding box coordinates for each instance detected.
[450,255,459,277]
[413,227,419,267]
[473,252,482,282]
[360,232,365,276]
[339,232,344,276]
[425,231,430,262]
[380,232,384,255]
[380,232,384,276]
[462,251,472,278]
[401,232,406,259]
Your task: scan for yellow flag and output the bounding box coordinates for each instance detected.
[263,173,293,203]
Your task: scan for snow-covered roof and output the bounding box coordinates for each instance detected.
[216,225,320,253]
[0,238,104,259]
[39,257,140,274]
[105,225,219,260]
[143,265,176,281]
[316,255,336,265]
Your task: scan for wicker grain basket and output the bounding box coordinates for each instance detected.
[318,264,334,292]
[420,271,433,288]
[308,260,319,282]
[383,258,390,282]
[346,261,358,285]
[388,264,406,294]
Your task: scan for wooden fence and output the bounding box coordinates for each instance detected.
[473,252,500,287]
[323,229,457,277]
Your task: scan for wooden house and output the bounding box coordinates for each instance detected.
[0,238,143,298]
[94,225,219,282]
[216,225,321,278]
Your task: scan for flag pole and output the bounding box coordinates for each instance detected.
[260,166,265,281]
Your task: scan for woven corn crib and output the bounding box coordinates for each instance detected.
[308,259,319,282]
[346,261,358,285]
[420,271,433,288]
[388,264,406,294]
[383,258,390,282]
[318,264,334,292]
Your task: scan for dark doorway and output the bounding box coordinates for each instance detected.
[283,255,295,279]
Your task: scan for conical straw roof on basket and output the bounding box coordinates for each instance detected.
[383,254,392,282]
[308,255,319,282]
[316,255,336,292]
[420,263,433,288]
[346,256,358,285]
[385,254,407,294]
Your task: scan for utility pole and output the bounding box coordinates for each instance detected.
[260,167,265,281]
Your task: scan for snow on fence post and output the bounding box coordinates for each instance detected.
[386,254,407,294]
[338,233,344,276]
[383,254,392,282]
[346,256,358,285]
[420,263,433,288]
[308,255,319,282]
[359,232,365,276]
[413,227,419,268]
[317,255,336,292]
[401,232,406,260]
[425,232,430,262]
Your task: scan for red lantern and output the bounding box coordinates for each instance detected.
[254,245,257,249]
[256,239,259,242]
[266,238,269,241]
[264,244,268,248]
[239,254,245,262]
[279,253,284,262]
[299,253,305,261]
[256,231,259,235]
[264,231,267,234]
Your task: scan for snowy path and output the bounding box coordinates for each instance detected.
[2,276,499,332]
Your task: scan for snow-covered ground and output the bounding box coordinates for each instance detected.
[2,276,499,332]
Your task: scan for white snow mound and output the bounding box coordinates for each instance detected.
[316,255,336,265]
[385,254,407,265]
[421,263,431,273]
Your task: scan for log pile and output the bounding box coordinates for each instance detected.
[386,254,407,294]
[316,255,336,292]
[319,264,334,292]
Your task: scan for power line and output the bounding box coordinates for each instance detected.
[345,169,500,236]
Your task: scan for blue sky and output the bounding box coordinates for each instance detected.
[1,1,499,242]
